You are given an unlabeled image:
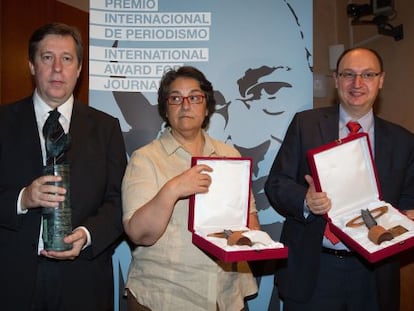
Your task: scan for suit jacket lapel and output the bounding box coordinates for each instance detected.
[374,116,392,179]
[67,101,93,165]
[13,98,43,169]
[318,106,339,144]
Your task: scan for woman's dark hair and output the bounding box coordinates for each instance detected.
[157,66,216,129]
[335,47,383,73]
[28,22,83,67]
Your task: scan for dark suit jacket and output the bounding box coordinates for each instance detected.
[265,105,414,311]
[0,97,127,311]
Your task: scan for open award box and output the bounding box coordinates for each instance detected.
[188,157,288,262]
[307,133,414,263]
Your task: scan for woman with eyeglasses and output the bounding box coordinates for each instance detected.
[121,66,259,311]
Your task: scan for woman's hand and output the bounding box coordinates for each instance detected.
[171,164,213,199]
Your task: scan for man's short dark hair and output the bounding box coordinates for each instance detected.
[336,47,384,72]
[28,22,83,67]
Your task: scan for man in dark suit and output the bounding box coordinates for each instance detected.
[265,47,414,311]
[0,23,127,311]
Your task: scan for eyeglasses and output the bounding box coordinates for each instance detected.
[337,71,382,81]
[167,94,205,106]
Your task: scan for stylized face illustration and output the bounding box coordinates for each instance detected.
[227,63,308,147]
[208,1,312,151]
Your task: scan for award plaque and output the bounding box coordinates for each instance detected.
[189,157,288,262]
[307,133,414,262]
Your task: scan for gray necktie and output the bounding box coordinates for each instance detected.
[42,109,67,165]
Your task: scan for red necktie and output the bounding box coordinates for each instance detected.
[324,223,340,244]
[346,121,361,136]
[324,121,362,244]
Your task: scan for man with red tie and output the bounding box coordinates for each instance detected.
[265,48,414,311]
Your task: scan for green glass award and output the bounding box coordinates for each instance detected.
[42,109,72,251]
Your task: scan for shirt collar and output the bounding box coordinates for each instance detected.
[33,89,74,124]
[339,105,374,134]
[160,127,216,156]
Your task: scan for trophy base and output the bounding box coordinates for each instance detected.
[42,164,73,252]
[227,231,252,246]
[368,225,394,245]
[42,208,73,251]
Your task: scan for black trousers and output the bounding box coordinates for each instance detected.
[31,257,65,311]
[283,251,379,311]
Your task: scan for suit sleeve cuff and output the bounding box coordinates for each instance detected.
[303,199,310,218]
[17,188,28,215]
[75,226,92,250]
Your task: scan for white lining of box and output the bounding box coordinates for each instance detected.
[313,136,414,253]
[192,158,284,252]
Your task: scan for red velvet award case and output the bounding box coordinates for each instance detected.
[307,133,414,263]
[188,157,288,262]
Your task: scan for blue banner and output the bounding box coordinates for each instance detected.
[89,1,313,309]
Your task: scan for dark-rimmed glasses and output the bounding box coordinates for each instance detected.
[167,94,205,106]
[337,71,382,81]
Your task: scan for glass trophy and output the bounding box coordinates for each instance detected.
[42,164,73,251]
